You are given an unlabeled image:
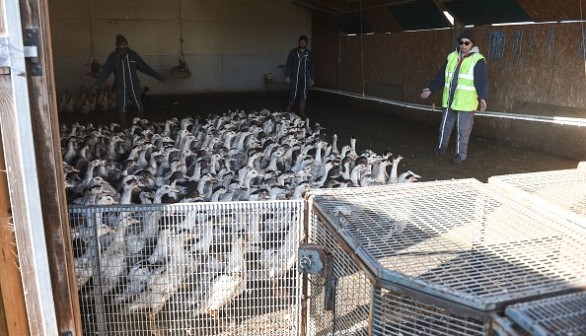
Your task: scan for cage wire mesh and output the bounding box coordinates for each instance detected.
[491,316,531,336]
[306,178,586,335]
[306,211,372,336]
[69,200,303,335]
[488,162,586,229]
[504,291,586,336]
[372,288,486,336]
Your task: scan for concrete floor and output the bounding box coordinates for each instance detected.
[60,90,580,183]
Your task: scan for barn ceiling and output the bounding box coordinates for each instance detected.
[290,0,585,32]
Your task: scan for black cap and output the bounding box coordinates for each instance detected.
[116,34,128,46]
[298,35,308,43]
[457,29,476,45]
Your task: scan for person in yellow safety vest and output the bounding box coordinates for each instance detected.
[420,29,488,164]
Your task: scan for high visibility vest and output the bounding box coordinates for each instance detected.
[442,51,484,111]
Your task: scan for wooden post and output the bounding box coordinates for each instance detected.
[0,12,59,333]
[17,0,83,334]
[0,124,30,336]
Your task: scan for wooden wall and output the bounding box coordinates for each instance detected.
[312,19,586,160]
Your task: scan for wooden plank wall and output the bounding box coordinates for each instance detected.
[312,17,586,160]
[0,79,30,336]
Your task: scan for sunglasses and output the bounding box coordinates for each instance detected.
[459,40,471,46]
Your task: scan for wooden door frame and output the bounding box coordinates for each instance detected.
[0,0,82,334]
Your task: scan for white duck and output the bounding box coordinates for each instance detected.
[206,233,248,322]
[126,230,198,319]
[255,219,300,297]
[73,223,114,289]
[92,217,137,296]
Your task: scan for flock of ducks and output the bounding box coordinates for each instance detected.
[62,109,420,205]
[58,85,149,115]
[63,109,420,330]
[74,207,299,331]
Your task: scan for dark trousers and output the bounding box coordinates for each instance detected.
[116,84,143,114]
[437,109,475,160]
[289,79,308,102]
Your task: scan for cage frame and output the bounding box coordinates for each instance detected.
[304,178,586,336]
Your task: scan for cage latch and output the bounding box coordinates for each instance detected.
[298,244,330,275]
[298,244,335,311]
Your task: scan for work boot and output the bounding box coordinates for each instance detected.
[430,148,445,157]
[451,154,464,164]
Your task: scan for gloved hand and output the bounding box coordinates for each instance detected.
[420,88,432,99]
[479,99,487,111]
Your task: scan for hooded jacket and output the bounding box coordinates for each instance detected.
[96,48,163,112]
[285,47,315,101]
[427,45,488,111]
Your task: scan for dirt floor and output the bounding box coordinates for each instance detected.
[59,90,580,183]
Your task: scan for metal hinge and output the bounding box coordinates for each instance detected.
[24,28,42,76]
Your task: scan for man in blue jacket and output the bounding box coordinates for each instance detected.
[285,35,316,118]
[420,30,488,164]
[95,34,164,122]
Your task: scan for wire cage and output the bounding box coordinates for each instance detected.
[503,291,586,336]
[69,200,303,335]
[491,316,531,336]
[488,161,586,228]
[305,179,586,336]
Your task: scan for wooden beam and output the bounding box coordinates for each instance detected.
[0,122,30,336]
[0,285,5,336]
[1,0,59,334]
[18,0,83,334]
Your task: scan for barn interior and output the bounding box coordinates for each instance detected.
[49,0,584,180]
[1,0,586,335]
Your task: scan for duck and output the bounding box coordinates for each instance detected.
[126,230,199,319]
[73,223,115,289]
[169,254,223,317]
[254,219,299,297]
[398,170,421,183]
[113,259,162,305]
[206,233,248,322]
[387,155,404,184]
[93,217,138,296]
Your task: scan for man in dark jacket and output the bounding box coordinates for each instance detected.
[285,35,316,118]
[95,34,164,120]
